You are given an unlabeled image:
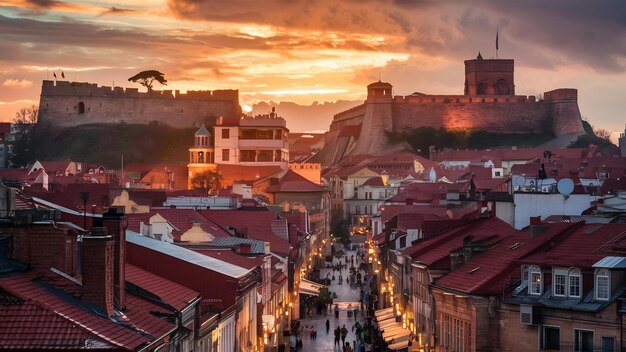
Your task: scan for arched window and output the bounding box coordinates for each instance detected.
[476,82,488,95]
[198,151,204,163]
[78,102,85,114]
[529,265,542,295]
[568,268,581,298]
[494,79,510,95]
[595,269,610,300]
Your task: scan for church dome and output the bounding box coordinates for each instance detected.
[367,80,393,89]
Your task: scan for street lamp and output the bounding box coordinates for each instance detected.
[79,191,90,232]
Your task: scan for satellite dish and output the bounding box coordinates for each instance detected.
[557,178,574,195]
[512,175,525,187]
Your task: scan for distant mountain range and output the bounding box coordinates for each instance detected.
[252,100,362,133]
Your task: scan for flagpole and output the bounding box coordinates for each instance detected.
[496,28,499,59]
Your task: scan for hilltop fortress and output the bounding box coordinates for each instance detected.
[38,80,241,127]
[315,55,586,165]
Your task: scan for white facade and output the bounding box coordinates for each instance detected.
[513,193,597,229]
[214,114,289,168]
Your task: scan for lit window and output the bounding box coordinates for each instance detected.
[596,269,610,301]
[569,268,581,298]
[529,266,542,295]
[553,269,566,297]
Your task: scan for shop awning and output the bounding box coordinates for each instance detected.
[376,312,396,323]
[374,307,393,318]
[298,279,326,295]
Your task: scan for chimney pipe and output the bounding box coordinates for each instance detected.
[82,227,114,316]
[96,207,127,310]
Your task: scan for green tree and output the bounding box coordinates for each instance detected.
[9,105,38,167]
[190,170,223,195]
[128,70,167,92]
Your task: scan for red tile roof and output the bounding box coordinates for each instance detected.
[431,147,585,163]
[126,264,200,311]
[403,217,515,265]
[267,169,325,193]
[217,164,283,186]
[362,176,386,187]
[126,208,232,241]
[0,168,29,182]
[519,223,626,268]
[0,273,152,350]
[202,209,291,256]
[435,222,583,295]
[0,298,113,349]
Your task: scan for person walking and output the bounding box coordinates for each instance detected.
[326,319,330,334]
[334,327,341,347]
[343,342,353,352]
[334,304,339,318]
[340,324,348,346]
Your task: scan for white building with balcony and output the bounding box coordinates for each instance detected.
[214,108,289,168]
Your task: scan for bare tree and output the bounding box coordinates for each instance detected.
[9,105,39,167]
[190,170,223,195]
[593,127,613,142]
[13,105,38,124]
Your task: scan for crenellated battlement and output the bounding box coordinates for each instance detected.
[38,80,242,128]
[41,80,239,103]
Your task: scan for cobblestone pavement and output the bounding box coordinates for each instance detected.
[296,250,368,352]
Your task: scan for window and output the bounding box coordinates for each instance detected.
[553,269,566,297]
[601,337,615,352]
[222,149,230,162]
[574,329,594,352]
[78,102,85,114]
[454,319,465,352]
[540,326,560,350]
[443,315,451,348]
[596,269,610,300]
[222,128,230,139]
[569,268,581,298]
[529,266,542,295]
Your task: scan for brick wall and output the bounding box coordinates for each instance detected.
[11,225,77,276]
[81,229,115,316]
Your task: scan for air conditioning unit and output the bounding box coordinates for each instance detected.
[520,305,540,325]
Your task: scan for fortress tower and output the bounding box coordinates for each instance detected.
[350,81,394,156]
[187,124,217,189]
[464,53,515,95]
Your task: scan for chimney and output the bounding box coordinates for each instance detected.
[238,243,252,254]
[529,216,541,226]
[264,241,270,255]
[450,252,465,271]
[529,216,546,238]
[95,207,127,310]
[81,227,114,317]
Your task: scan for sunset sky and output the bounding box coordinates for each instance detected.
[1,0,625,137]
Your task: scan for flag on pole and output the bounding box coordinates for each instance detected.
[53,72,57,79]
[496,29,499,51]
[61,71,65,79]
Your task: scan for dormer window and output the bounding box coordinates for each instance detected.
[568,268,581,298]
[595,269,610,301]
[553,269,566,297]
[529,265,542,295]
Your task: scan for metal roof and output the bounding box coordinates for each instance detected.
[592,256,626,269]
[209,237,266,253]
[126,230,252,278]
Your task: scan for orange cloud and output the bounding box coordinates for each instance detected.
[2,78,33,88]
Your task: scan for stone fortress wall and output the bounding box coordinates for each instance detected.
[389,88,582,136]
[38,80,242,128]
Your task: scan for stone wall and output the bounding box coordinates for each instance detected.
[38,80,241,128]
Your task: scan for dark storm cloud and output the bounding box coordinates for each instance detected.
[167,0,626,73]
[24,0,60,8]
